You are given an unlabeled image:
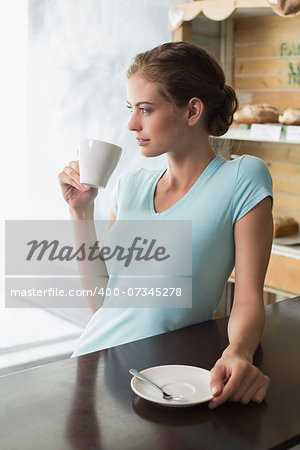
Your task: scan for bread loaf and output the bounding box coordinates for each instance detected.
[234,104,280,124]
[278,109,300,125]
[273,216,299,238]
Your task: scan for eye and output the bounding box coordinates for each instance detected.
[126,105,133,113]
[140,107,151,114]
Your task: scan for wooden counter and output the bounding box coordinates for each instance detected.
[1,298,299,450]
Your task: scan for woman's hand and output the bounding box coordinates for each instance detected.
[209,351,270,409]
[58,161,98,213]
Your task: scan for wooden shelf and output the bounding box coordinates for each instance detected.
[272,243,300,260]
[217,127,300,145]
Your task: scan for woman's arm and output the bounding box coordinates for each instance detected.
[58,161,116,313]
[209,196,273,408]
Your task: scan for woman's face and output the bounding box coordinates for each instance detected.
[126,75,189,158]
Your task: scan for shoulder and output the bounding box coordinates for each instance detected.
[220,155,271,184]
[235,154,270,177]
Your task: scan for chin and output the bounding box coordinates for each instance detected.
[140,146,165,158]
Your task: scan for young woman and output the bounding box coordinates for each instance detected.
[59,42,273,408]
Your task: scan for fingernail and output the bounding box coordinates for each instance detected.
[209,401,217,410]
[211,386,218,395]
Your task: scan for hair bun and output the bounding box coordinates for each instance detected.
[207,85,238,136]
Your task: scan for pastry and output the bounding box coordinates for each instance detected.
[234,104,280,124]
[278,109,300,125]
[273,216,299,237]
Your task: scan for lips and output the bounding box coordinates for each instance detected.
[136,138,150,146]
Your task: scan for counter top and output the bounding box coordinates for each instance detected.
[0,297,299,450]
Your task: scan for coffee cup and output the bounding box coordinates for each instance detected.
[79,139,122,188]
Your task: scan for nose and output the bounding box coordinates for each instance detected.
[127,111,142,132]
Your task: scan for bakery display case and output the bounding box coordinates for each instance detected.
[170,0,300,299]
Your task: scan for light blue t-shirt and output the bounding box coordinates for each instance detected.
[73,155,273,356]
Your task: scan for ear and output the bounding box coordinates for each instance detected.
[186,97,204,126]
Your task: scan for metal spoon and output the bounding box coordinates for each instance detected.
[129,368,187,402]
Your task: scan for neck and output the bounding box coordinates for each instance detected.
[164,133,216,191]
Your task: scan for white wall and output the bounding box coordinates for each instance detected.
[0,1,28,310]
[28,0,187,220]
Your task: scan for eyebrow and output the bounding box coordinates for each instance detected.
[126,101,155,107]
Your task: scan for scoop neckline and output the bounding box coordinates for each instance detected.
[150,156,223,216]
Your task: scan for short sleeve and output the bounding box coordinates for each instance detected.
[232,155,273,224]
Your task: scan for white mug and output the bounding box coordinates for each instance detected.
[79,139,122,188]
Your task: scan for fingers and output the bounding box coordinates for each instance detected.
[252,375,270,403]
[209,360,270,409]
[233,372,270,405]
[69,160,79,171]
[58,168,86,192]
[210,364,227,397]
[58,161,90,192]
[209,366,243,409]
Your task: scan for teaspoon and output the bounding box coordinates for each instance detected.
[129,368,187,402]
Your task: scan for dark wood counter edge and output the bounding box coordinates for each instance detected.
[263,295,300,312]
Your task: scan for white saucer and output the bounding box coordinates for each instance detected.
[130,364,213,407]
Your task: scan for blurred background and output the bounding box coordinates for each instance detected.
[0,0,188,375]
[27,0,184,220]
